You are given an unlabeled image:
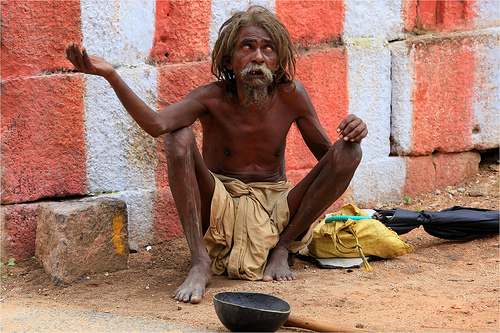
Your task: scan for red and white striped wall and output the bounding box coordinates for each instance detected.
[1,0,498,260]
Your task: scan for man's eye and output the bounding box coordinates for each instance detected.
[264,46,274,53]
[242,45,251,50]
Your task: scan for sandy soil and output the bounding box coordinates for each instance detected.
[1,163,498,332]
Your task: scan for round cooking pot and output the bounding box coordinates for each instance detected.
[213,291,374,332]
[213,291,290,332]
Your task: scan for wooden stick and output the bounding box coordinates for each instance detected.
[284,314,374,332]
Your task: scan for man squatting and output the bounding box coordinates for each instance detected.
[66,6,367,304]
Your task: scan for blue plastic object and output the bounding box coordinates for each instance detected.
[325,215,372,223]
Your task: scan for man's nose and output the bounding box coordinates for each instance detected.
[252,48,265,63]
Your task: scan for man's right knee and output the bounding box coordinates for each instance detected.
[163,127,196,159]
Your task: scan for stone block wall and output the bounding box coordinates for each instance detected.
[2,0,498,261]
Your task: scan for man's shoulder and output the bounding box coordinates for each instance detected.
[188,81,224,100]
[276,80,310,107]
[276,80,307,97]
[185,81,236,114]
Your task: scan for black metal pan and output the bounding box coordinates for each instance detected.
[213,291,373,332]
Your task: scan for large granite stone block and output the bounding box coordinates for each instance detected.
[36,198,129,286]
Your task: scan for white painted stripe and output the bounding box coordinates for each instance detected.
[209,0,276,51]
[346,37,392,163]
[472,28,500,149]
[84,67,158,194]
[473,0,500,29]
[344,0,404,41]
[81,0,155,66]
[351,157,406,206]
[390,41,414,155]
[101,189,156,246]
[81,1,158,242]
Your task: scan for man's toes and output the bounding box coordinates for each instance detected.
[190,295,202,304]
[262,275,273,282]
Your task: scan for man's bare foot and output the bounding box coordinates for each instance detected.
[173,260,212,304]
[263,246,295,282]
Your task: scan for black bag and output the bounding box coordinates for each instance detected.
[373,206,499,240]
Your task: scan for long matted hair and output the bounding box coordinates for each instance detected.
[211,6,296,101]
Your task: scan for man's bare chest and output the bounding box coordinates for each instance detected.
[202,108,294,146]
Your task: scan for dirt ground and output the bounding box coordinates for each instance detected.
[1,163,499,332]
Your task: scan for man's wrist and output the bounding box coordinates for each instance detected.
[104,69,120,86]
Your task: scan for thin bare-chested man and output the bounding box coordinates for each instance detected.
[66,6,367,304]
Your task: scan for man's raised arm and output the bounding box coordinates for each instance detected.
[65,42,205,137]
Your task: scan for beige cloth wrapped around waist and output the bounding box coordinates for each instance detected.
[203,172,313,280]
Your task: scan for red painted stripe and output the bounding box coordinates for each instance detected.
[1,75,87,204]
[150,0,211,64]
[403,0,476,33]
[410,37,475,155]
[1,0,82,79]
[276,0,344,46]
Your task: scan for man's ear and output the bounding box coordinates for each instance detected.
[225,58,233,71]
[273,62,280,73]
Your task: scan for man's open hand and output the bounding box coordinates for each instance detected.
[66,42,114,78]
[337,115,368,144]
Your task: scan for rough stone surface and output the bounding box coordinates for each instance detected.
[410,36,476,155]
[403,0,475,33]
[472,28,500,150]
[351,157,406,207]
[344,0,404,40]
[84,67,157,194]
[1,75,87,204]
[276,0,344,46]
[0,203,39,261]
[209,0,251,50]
[403,155,437,198]
[0,0,82,79]
[433,151,481,189]
[473,0,500,29]
[36,198,129,286]
[345,38,392,163]
[390,41,413,155]
[289,48,349,170]
[151,0,211,63]
[404,151,481,197]
[80,0,155,66]
[153,188,184,243]
[104,189,156,247]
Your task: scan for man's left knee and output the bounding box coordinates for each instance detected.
[330,140,362,173]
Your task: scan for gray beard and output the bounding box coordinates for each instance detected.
[242,84,270,110]
[240,64,273,110]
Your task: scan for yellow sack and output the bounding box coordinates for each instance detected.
[307,204,414,271]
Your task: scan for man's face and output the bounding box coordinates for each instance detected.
[227,25,278,108]
[227,25,278,88]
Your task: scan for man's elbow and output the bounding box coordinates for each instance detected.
[147,123,169,138]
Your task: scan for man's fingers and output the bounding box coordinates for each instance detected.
[343,126,368,143]
[73,43,86,71]
[337,114,358,133]
[337,115,367,143]
[66,43,78,69]
[339,119,362,138]
[82,48,94,71]
[66,42,84,71]
[348,128,368,143]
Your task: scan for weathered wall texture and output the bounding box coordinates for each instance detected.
[2,0,499,260]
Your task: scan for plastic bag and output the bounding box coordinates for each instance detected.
[307,205,414,271]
